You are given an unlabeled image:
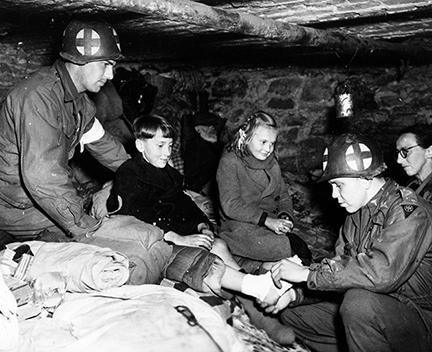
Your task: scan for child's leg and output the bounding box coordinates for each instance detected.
[221,266,291,305]
[212,238,292,304]
[210,238,242,270]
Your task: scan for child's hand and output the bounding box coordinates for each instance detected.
[265,217,293,235]
[171,233,214,250]
[200,228,215,241]
[164,231,214,250]
[271,257,310,288]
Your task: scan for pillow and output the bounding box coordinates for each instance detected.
[83,215,173,285]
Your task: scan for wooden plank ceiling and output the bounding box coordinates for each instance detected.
[0,0,431,66]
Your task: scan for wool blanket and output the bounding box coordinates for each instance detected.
[16,285,245,352]
[7,241,129,292]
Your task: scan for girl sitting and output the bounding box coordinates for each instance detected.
[217,111,311,271]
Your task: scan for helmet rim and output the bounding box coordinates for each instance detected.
[318,133,387,182]
[59,50,123,65]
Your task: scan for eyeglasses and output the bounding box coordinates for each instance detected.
[396,145,419,159]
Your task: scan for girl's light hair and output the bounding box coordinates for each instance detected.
[228,111,278,157]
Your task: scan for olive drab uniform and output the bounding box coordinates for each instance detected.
[280,134,432,352]
[0,20,126,240]
[308,180,432,321]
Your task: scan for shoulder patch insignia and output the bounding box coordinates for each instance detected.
[402,204,417,218]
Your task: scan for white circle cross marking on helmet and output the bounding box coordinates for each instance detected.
[322,147,329,170]
[76,28,101,56]
[345,143,372,171]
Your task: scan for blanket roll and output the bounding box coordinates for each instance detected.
[11,241,129,293]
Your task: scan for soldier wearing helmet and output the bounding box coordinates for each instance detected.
[0,18,128,242]
[0,20,176,284]
[263,134,432,352]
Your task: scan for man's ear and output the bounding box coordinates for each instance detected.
[425,146,432,159]
[135,139,144,153]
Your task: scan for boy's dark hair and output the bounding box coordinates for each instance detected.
[399,124,432,149]
[133,114,176,140]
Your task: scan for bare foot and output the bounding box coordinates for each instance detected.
[263,288,296,314]
[261,272,292,305]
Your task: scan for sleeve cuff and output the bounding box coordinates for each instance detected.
[288,286,304,307]
[278,211,293,221]
[198,222,214,232]
[258,212,268,226]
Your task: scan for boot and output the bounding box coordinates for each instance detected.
[237,295,295,345]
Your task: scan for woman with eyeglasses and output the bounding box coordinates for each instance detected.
[396,125,432,203]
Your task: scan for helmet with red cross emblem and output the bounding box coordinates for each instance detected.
[319,133,387,182]
[60,19,122,65]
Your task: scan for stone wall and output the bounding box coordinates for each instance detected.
[199,66,432,175]
[143,64,432,228]
[0,43,50,101]
[125,64,432,181]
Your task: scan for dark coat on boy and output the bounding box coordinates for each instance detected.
[107,153,210,235]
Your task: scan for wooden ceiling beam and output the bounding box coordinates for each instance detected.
[91,0,430,60]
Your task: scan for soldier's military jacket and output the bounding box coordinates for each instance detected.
[0,60,129,238]
[308,179,432,327]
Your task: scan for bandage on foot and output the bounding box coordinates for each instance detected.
[241,271,292,304]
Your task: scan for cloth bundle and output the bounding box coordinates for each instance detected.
[8,241,129,293]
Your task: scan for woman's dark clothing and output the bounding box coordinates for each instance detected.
[107,153,209,235]
[408,172,432,204]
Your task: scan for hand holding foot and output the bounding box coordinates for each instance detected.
[261,288,296,314]
[271,256,309,288]
[261,272,293,306]
[240,271,292,305]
